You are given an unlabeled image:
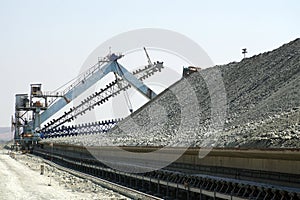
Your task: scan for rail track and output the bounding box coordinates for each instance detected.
[33,143,300,199]
[29,154,162,200]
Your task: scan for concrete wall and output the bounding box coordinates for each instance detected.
[179,148,300,175]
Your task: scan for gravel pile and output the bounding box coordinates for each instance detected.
[44,38,300,148]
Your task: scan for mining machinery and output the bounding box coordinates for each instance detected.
[12,50,164,151]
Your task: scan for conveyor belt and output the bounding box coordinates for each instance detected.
[33,144,300,199]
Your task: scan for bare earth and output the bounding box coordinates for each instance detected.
[0,149,127,200]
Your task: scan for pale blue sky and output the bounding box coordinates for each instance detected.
[0,0,299,127]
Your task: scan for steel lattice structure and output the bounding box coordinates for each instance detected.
[41,118,122,138]
[41,62,163,132]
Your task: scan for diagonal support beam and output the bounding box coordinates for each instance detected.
[111,62,157,99]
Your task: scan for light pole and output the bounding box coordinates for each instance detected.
[242,48,248,58]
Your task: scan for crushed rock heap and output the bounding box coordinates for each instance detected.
[44,38,300,148]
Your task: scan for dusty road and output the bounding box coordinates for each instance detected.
[0,149,127,200]
[0,150,84,200]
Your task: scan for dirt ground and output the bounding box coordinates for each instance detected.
[0,149,128,200]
